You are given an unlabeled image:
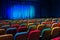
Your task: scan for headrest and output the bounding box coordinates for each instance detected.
[15,32,28,37]
[29,30,40,34]
[1,26,9,28]
[14,32,28,40]
[6,28,17,31]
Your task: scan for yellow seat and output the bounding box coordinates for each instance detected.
[37,24,45,31]
[51,27,60,38]
[28,23,34,26]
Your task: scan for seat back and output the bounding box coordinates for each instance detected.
[0,29,5,35]
[6,28,17,35]
[14,32,27,40]
[17,26,28,32]
[0,34,13,40]
[28,30,40,40]
[42,29,51,40]
[11,24,19,28]
[40,28,51,37]
[27,27,37,35]
[20,23,27,27]
[45,22,52,28]
[51,27,60,38]
[58,22,60,27]
[37,24,44,31]
[51,36,60,40]
[52,23,58,28]
[28,25,37,30]
[1,25,10,30]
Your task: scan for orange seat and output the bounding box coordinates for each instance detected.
[0,29,5,35]
[0,34,13,40]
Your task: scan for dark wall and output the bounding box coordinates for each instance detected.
[40,0,60,18]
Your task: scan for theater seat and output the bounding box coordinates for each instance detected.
[58,22,60,27]
[14,32,28,40]
[52,23,58,28]
[28,25,37,30]
[51,36,60,40]
[6,28,17,36]
[20,23,27,26]
[1,25,10,30]
[40,28,51,37]
[2,22,9,25]
[28,23,34,26]
[51,27,60,38]
[37,24,44,31]
[45,23,52,28]
[41,22,52,28]
[0,29,5,35]
[0,34,13,40]
[28,30,40,40]
[17,27,28,32]
[11,24,20,28]
[42,28,51,40]
[27,27,35,33]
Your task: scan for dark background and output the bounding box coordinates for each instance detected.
[0,0,60,19]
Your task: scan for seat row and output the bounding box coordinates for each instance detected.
[0,28,40,40]
[0,25,60,40]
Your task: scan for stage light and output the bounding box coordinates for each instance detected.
[7,5,35,19]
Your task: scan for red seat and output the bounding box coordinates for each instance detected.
[51,36,60,40]
[28,30,40,40]
[11,24,20,28]
[17,26,28,32]
[58,22,60,27]
[41,22,52,28]
[2,21,9,25]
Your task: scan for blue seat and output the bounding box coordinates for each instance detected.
[40,28,51,37]
[1,25,10,30]
[41,28,51,40]
[14,32,28,40]
[6,28,17,36]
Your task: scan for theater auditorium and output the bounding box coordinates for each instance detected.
[0,0,60,40]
